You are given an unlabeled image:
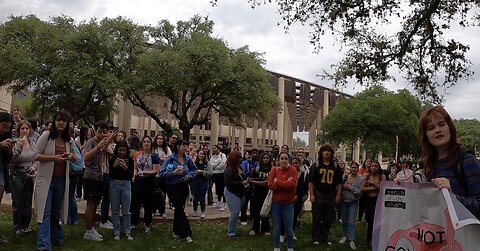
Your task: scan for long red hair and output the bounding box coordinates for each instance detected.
[226,150,242,176]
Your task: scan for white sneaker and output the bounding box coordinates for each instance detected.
[350,241,357,250]
[144,226,151,233]
[249,230,256,236]
[192,211,198,217]
[339,236,348,244]
[186,236,193,243]
[313,241,320,245]
[292,234,297,240]
[274,248,280,251]
[127,234,134,241]
[240,221,248,226]
[287,248,295,251]
[200,212,206,219]
[100,221,113,230]
[161,213,167,219]
[113,235,120,241]
[172,233,180,238]
[280,235,285,243]
[215,202,220,209]
[92,228,103,238]
[219,202,226,211]
[84,230,103,241]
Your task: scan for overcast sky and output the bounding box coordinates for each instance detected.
[1,0,479,125]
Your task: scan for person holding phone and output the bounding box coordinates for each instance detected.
[33,111,77,250]
[10,120,37,236]
[109,140,134,240]
[159,139,196,243]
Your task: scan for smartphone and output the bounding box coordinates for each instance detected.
[62,152,70,158]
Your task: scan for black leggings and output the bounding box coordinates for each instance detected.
[212,173,225,203]
[131,177,156,227]
[365,195,378,246]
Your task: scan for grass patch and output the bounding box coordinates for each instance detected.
[0,210,369,250]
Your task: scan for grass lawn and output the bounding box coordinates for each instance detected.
[0,210,370,251]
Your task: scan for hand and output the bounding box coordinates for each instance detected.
[27,166,36,175]
[173,168,183,176]
[19,136,28,148]
[53,154,64,163]
[97,138,108,150]
[0,139,13,150]
[432,178,452,192]
[335,195,341,205]
[274,178,278,183]
[183,176,190,182]
[309,194,315,203]
[287,177,293,181]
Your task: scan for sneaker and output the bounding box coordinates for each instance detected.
[249,230,256,236]
[200,212,206,219]
[287,248,295,251]
[274,248,280,251]
[292,234,297,240]
[92,228,103,238]
[172,233,180,238]
[219,206,226,211]
[215,202,220,208]
[23,227,33,233]
[127,234,134,241]
[131,225,137,230]
[327,241,332,246]
[100,221,113,230]
[192,211,198,217]
[161,213,167,219]
[186,236,193,243]
[264,232,271,237]
[313,241,320,245]
[84,231,103,241]
[15,229,25,236]
[350,241,357,250]
[114,235,120,241]
[144,226,151,234]
[339,236,348,244]
[240,221,248,226]
[280,235,285,243]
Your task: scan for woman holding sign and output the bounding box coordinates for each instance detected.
[419,106,480,219]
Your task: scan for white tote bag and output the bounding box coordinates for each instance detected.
[260,189,273,217]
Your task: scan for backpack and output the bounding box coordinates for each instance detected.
[455,148,478,196]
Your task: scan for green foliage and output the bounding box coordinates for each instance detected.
[129,16,281,139]
[455,119,480,152]
[0,15,117,124]
[214,0,478,102]
[318,86,421,156]
[293,136,307,147]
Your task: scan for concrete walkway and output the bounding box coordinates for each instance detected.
[1,192,311,221]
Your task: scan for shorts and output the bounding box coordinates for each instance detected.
[83,179,103,202]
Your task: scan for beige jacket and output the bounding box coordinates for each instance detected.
[33,131,72,224]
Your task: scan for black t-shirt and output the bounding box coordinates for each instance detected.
[251,165,271,192]
[308,161,343,199]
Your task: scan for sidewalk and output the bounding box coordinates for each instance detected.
[1,192,311,221]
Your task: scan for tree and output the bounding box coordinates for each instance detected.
[125,16,281,140]
[213,0,478,102]
[0,15,117,124]
[317,86,421,157]
[293,136,307,148]
[455,119,480,152]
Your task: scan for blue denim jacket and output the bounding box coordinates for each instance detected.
[159,153,196,184]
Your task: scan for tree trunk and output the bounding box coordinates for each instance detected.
[181,125,192,142]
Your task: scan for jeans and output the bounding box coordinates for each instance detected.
[272,202,294,248]
[37,176,65,250]
[165,182,192,238]
[110,180,132,236]
[341,200,359,241]
[191,178,208,212]
[10,168,34,231]
[101,173,111,224]
[224,187,244,237]
[67,173,80,224]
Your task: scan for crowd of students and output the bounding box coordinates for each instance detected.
[0,105,479,251]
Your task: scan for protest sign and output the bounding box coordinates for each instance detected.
[372,181,480,251]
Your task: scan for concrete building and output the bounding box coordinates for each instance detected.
[113,70,359,162]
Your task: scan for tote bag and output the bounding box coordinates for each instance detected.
[260,189,273,217]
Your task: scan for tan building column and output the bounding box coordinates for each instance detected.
[119,99,133,133]
[194,125,200,145]
[210,112,219,146]
[309,118,317,162]
[252,119,258,148]
[277,77,285,146]
[323,89,330,118]
[201,125,205,142]
[239,125,246,153]
[353,139,361,163]
[268,124,272,148]
[261,123,267,150]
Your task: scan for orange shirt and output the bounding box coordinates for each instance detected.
[268,166,298,204]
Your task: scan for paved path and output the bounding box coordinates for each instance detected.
[1,192,311,222]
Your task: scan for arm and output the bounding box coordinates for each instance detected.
[34,132,62,163]
[267,167,277,190]
[158,156,175,179]
[224,168,243,187]
[185,158,197,180]
[84,139,104,161]
[275,168,298,190]
[360,175,370,193]
[204,162,213,179]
